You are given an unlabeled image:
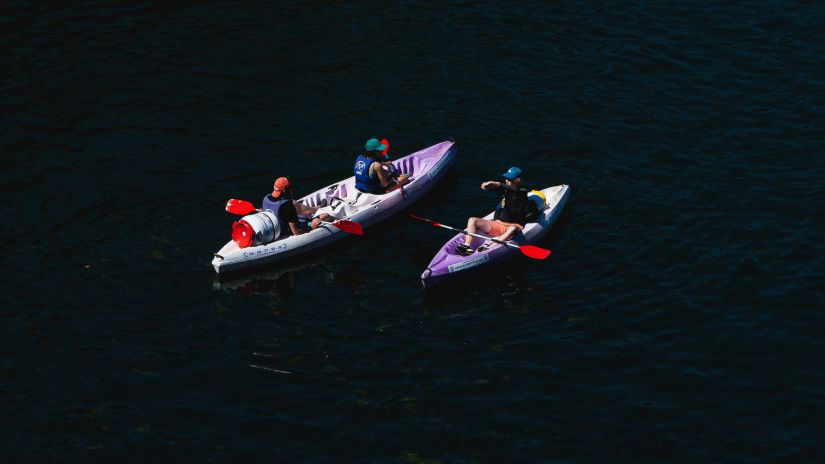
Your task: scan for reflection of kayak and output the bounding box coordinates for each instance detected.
[212,255,325,293]
[212,140,457,274]
[420,184,570,289]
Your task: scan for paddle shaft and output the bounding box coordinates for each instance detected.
[411,215,522,249]
[410,214,551,259]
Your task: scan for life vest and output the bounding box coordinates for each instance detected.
[261,195,289,232]
[354,155,382,192]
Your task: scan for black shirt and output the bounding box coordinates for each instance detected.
[492,183,532,226]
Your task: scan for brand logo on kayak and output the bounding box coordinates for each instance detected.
[242,242,288,258]
[448,253,489,273]
[427,148,454,179]
[355,160,367,175]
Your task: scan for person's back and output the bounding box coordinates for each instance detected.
[262,192,298,239]
[261,177,311,239]
[354,150,384,193]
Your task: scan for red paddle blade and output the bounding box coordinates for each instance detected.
[380,138,390,156]
[519,245,551,260]
[226,199,257,215]
[333,220,363,235]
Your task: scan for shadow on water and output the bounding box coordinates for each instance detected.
[213,247,367,297]
[421,257,537,309]
[212,253,328,298]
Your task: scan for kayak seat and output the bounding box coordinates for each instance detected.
[336,183,349,199]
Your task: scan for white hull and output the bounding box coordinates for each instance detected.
[212,140,457,274]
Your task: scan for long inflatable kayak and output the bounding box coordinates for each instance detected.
[420,184,570,288]
[212,140,457,274]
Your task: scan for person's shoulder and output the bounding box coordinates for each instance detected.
[279,199,298,219]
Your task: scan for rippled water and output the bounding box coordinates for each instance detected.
[2,1,824,462]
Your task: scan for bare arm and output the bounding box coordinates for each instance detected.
[381,160,398,176]
[482,181,524,192]
[293,200,318,216]
[374,161,394,187]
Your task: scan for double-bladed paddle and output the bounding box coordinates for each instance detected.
[226,199,363,235]
[409,214,551,260]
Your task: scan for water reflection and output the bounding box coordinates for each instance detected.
[212,256,325,300]
[421,258,537,309]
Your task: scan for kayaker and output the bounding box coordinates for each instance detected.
[456,166,536,256]
[261,177,319,238]
[354,138,409,194]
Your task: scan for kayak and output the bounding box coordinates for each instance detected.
[420,184,570,288]
[212,140,457,274]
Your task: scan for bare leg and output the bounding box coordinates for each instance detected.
[494,225,519,242]
[465,217,493,246]
[385,175,409,193]
[464,217,478,246]
[311,213,334,229]
[493,226,516,242]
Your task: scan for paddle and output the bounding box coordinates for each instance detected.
[226,198,258,215]
[409,214,551,260]
[225,199,363,235]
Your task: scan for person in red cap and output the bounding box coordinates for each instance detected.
[456,166,536,256]
[261,177,323,238]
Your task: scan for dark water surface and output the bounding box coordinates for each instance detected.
[3,1,824,462]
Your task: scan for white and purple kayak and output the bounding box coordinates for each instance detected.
[420,184,570,288]
[212,140,457,274]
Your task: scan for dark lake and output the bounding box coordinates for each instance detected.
[2,1,823,462]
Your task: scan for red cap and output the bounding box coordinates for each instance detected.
[272,177,291,198]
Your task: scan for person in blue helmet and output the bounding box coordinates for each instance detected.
[456,166,536,256]
[353,138,408,194]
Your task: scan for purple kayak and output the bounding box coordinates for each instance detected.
[213,140,457,274]
[420,184,570,288]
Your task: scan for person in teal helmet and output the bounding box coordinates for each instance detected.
[353,138,408,194]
